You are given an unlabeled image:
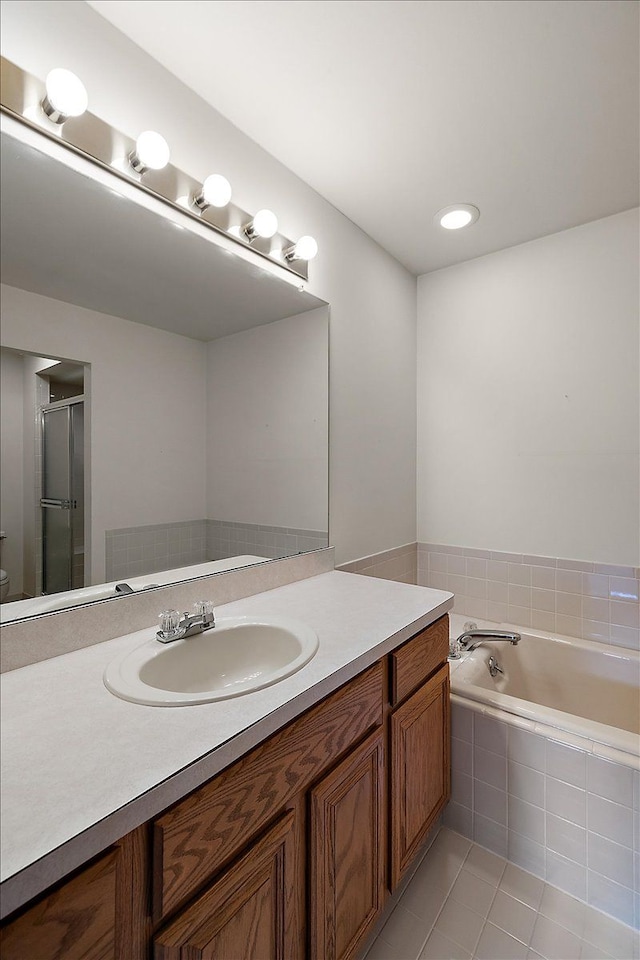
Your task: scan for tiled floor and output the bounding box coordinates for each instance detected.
[365,828,640,960]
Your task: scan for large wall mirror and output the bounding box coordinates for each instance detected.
[0,118,329,623]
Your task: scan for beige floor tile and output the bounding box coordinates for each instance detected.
[463,843,507,886]
[530,915,583,960]
[579,940,616,960]
[435,898,484,953]
[488,890,537,946]
[539,884,587,938]
[475,922,529,960]
[500,862,545,909]
[581,909,637,959]
[419,928,472,960]
[364,831,638,960]
[377,904,431,960]
[365,933,400,960]
[449,868,497,916]
[400,868,450,925]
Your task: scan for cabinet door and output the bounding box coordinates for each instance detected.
[309,728,385,960]
[154,810,300,960]
[0,828,149,960]
[0,852,117,960]
[390,663,450,889]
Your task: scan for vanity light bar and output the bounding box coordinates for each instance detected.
[41,68,88,124]
[284,236,318,262]
[193,174,232,210]
[244,209,279,241]
[0,57,316,280]
[128,130,170,174]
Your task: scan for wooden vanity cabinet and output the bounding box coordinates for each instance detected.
[390,663,451,889]
[154,810,300,960]
[309,728,386,960]
[0,827,149,960]
[0,615,450,960]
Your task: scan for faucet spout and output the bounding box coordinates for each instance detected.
[456,629,521,652]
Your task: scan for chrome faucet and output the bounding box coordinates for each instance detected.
[456,629,521,652]
[156,601,215,644]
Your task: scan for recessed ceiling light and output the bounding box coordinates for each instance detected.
[436,203,480,230]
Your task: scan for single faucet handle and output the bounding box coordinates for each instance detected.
[158,608,181,640]
[193,600,215,625]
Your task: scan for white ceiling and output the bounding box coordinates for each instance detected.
[87,0,639,276]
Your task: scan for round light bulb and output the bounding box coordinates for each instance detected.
[197,174,232,209]
[251,209,278,239]
[42,68,88,123]
[294,235,318,260]
[436,203,480,230]
[130,131,170,173]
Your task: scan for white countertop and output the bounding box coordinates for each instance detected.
[0,570,452,916]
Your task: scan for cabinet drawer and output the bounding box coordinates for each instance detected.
[390,614,448,706]
[154,810,300,960]
[153,660,384,921]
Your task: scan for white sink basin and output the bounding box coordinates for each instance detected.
[104,616,319,706]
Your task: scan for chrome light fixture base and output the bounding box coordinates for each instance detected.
[0,57,310,282]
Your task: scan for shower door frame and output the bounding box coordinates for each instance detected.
[40,394,86,596]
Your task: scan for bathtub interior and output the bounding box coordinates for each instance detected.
[451,629,639,736]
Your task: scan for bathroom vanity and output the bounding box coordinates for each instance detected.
[0,571,452,960]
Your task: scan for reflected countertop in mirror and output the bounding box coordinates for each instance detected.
[0,119,329,624]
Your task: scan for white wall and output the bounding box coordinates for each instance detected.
[206,308,329,531]
[0,351,24,594]
[0,0,418,566]
[1,284,207,583]
[417,209,640,565]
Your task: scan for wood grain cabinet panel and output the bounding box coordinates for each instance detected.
[153,661,384,921]
[390,615,449,706]
[154,810,300,960]
[0,852,118,960]
[0,828,149,960]
[309,729,386,960]
[390,663,450,889]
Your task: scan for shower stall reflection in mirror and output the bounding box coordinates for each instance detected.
[37,359,87,597]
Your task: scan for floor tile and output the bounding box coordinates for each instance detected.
[419,928,472,960]
[530,915,583,960]
[435,898,484,953]
[488,890,537,945]
[449,868,497,916]
[581,909,637,959]
[365,933,401,960]
[475,921,529,959]
[579,940,616,960]
[463,843,507,886]
[376,903,431,960]
[364,829,638,960]
[400,868,450,925]
[539,884,587,938]
[500,862,545,909]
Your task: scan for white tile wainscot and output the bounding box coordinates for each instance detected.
[444,700,640,929]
